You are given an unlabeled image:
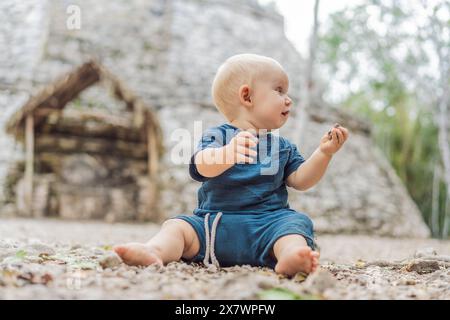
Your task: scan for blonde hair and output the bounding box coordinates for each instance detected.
[211,54,284,120]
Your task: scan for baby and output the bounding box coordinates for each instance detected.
[114,54,349,276]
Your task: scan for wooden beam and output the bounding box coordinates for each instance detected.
[147,126,158,177]
[141,123,159,221]
[38,114,143,142]
[35,134,148,159]
[133,101,144,128]
[25,114,34,215]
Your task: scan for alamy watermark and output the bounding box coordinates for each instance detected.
[66,5,81,30]
[66,265,103,290]
[170,121,282,175]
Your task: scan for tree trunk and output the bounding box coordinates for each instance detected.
[443,192,449,238]
[429,3,450,238]
[437,82,450,189]
[431,160,440,236]
[435,58,450,238]
[297,0,320,146]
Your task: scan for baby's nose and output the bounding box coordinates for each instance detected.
[285,96,292,106]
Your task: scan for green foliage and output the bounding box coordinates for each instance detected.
[319,0,449,238]
[257,288,321,300]
[15,250,27,259]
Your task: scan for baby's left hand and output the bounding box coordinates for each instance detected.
[319,123,349,156]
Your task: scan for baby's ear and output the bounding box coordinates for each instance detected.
[239,84,252,107]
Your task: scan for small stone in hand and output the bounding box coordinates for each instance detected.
[328,123,341,141]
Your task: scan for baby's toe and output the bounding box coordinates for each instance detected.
[312,257,319,266]
[113,245,127,256]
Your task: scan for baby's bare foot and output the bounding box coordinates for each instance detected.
[311,251,320,273]
[274,246,320,276]
[113,243,163,267]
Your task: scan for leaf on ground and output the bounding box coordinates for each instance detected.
[44,253,99,270]
[1,250,28,264]
[42,253,72,265]
[355,259,366,268]
[258,288,321,300]
[39,253,53,261]
[293,272,308,282]
[15,250,27,259]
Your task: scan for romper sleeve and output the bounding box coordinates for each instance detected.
[189,127,225,182]
[283,138,306,180]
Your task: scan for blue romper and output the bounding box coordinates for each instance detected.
[169,123,315,269]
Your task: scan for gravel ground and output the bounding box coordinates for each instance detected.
[0,217,449,300]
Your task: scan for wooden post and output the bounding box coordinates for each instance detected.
[133,101,144,128]
[142,122,159,221]
[25,114,34,215]
[148,125,159,177]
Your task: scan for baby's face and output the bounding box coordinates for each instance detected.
[249,66,292,130]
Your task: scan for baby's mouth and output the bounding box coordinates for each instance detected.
[281,111,290,117]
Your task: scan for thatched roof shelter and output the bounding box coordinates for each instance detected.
[5,60,164,222]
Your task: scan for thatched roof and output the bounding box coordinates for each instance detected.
[6,59,164,155]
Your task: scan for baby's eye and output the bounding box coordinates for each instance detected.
[275,87,283,94]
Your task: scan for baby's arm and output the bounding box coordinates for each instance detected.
[286,148,332,191]
[286,125,349,191]
[195,131,258,178]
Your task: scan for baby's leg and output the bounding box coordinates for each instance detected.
[272,234,320,276]
[114,219,200,266]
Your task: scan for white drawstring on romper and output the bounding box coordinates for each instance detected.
[203,212,223,269]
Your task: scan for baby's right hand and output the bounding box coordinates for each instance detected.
[225,131,258,164]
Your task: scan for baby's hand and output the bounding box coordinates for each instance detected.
[225,131,259,164]
[319,123,349,156]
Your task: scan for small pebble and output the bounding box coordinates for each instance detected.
[99,252,122,269]
[405,259,440,274]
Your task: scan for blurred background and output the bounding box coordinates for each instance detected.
[0,0,448,239]
[274,0,450,239]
